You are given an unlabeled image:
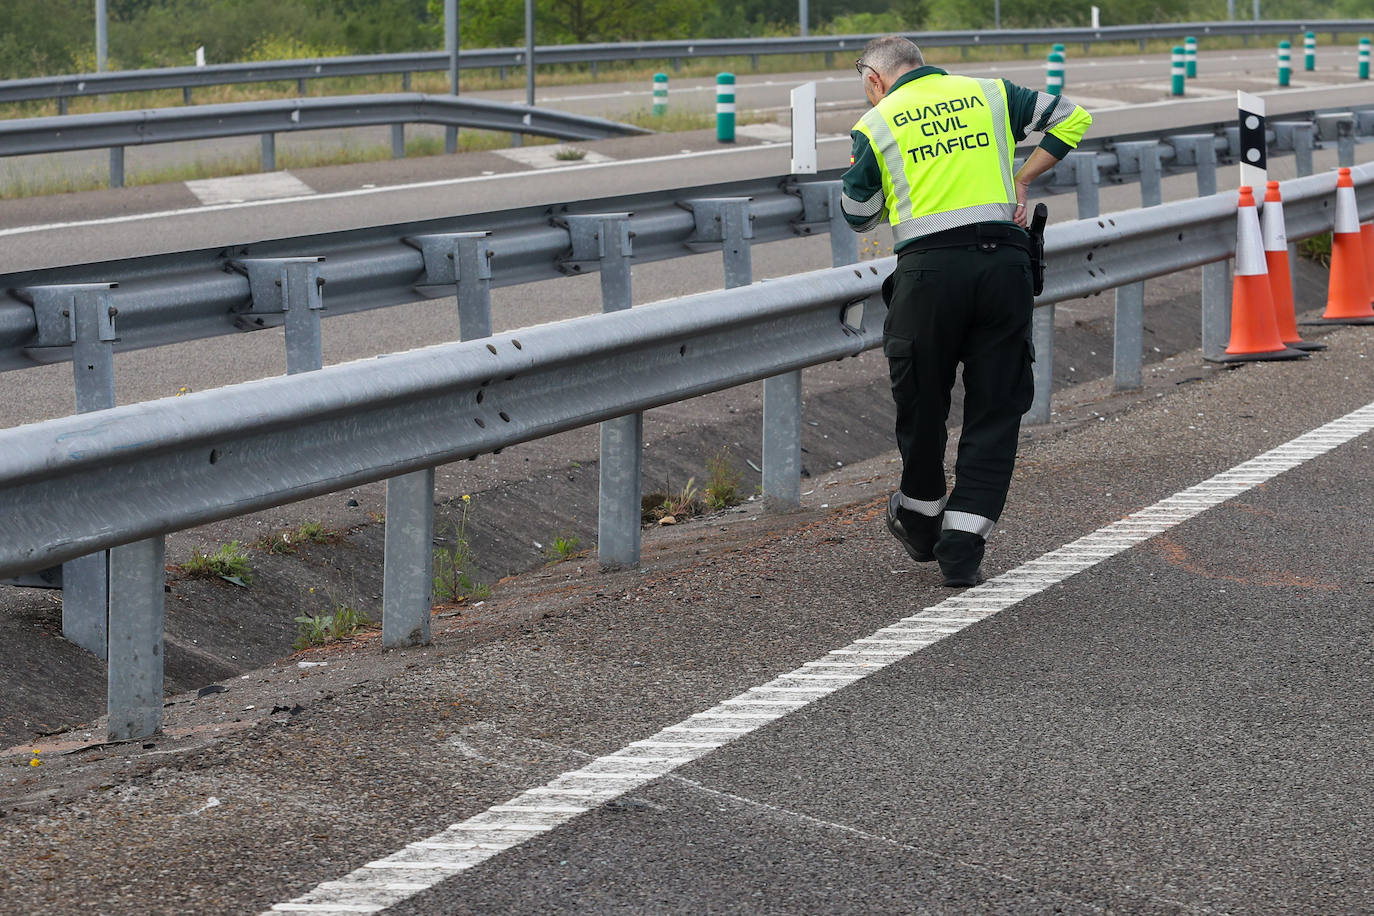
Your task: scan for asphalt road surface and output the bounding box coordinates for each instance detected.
[2,318,1372,915]
[1,48,1373,915]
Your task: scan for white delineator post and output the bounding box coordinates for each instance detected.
[790,81,817,174]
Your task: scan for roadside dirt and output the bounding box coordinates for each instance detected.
[0,257,1336,751]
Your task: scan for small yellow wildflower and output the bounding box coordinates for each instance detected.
[462,494,471,503]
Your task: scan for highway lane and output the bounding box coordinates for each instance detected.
[0,140,1364,432]
[2,47,1369,196]
[4,315,1372,916]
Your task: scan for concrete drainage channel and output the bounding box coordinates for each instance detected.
[0,255,1337,750]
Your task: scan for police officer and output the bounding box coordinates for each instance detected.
[843,36,1091,586]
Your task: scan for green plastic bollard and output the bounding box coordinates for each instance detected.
[1046,51,1064,95]
[1185,36,1197,78]
[1360,38,1370,80]
[652,72,668,116]
[1278,40,1291,87]
[1170,46,1185,97]
[1304,32,1315,71]
[716,72,735,143]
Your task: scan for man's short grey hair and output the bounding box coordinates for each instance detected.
[860,36,924,77]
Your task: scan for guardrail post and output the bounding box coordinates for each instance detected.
[1026,306,1055,426]
[392,124,406,159]
[1066,150,1099,218]
[1338,118,1355,168]
[106,535,166,740]
[382,231,495,645]
[58,96,68,116]
[11,284,121,657]
[234,257,327,374]
[109,147,124,189]
[182,86,191,105]
[561,213,642,567]
[402,72,411,91]
[1112,141,1161,390]
[1202,256,1232,362]
[1116,140,1163,208]
[1170,133,1219,197]
[296,77,307,96]
[1273,121,1315,176]
[261,133,275,171]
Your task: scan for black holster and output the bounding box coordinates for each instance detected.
[1029,203,1048,296]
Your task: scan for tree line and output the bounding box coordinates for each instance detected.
[0,0,1366,80]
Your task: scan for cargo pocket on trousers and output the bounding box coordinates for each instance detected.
[883,334,916,394]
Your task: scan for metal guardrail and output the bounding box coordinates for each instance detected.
[3,107,1370,377]
[0,93,648,188]
[3,162,1372,739]
[3,20,1372,111]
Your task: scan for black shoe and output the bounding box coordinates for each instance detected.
[934,530,986,587]
[885,492,940,563]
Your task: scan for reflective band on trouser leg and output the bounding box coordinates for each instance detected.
[1278,41,1291,87]
[1304,32,1315,71]
[1185,36,1197,78]
[1171,47,1185,96]
[716,72,735,142]
[1320,168,1374,321]
[900,493,949,516]
[942,510,995,538]
[1262,181,1305,346]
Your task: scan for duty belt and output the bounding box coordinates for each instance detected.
[900,221,1032,255]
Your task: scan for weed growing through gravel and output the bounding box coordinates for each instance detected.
[704,447,743,511]
[293,602,375,650]
[643,476,702,525]
[553,147,588,160]
[546,535,581,562]
[180,541,253,585]
[255,521,339,555]
[433,494,490,604]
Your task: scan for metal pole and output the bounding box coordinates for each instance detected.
[799,0,808,37]
[994,0,1001,29]
[525,0,535,106]
[95,0,108,72]
[445,0,459,154]
[1253,0,1260,20]
[106,536,166,741]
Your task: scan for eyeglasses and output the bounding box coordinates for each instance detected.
[855,59,874,77]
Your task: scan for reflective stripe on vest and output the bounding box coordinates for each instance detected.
[855,75,1017,243]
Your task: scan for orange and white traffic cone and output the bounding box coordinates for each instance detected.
[1361,221,1374,304]
[1262,181,1323,350]
[1313,167,1374,324]
[1216,185,1306,362]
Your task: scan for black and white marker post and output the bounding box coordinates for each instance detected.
[1238,90,1267,189]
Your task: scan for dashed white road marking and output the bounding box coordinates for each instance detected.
[264,399,1374,915]
[491,145,615,168]
[184,171,315,205]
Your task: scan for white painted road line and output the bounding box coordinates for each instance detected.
[184,171,316,205]
[0,139,848,239]
[264,400,1374,915]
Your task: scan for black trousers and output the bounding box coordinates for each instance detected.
[881,239,1035,527]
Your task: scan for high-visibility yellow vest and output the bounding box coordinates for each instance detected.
[852,74,1017,244]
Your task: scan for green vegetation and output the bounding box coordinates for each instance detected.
[5,0,1368,82]
[546,535,582,561]
[553,147,589,161]
[1298,232,1332,268]
[293,603,375,649]
[254,521,341,555]
[433,495,490,604]
[180,541,254,585]
[703,448,743,511]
